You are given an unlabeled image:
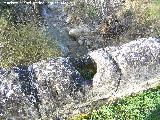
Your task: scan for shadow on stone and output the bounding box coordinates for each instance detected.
[13,65,41,117]
[70,55,97,81]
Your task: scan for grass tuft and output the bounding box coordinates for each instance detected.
[73,86,160,120]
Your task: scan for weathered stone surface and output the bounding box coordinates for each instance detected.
[0,67,40,120]
[32,57,86,118]
[111,37,160,97]
[0,37,160,119]
[0,57,88,119]
[89,48,122,99]
[89,37,160,100]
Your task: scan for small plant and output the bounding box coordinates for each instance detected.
[74,85,160,120]
[0,19,61,68]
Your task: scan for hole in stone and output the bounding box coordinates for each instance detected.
[74,57,97,81]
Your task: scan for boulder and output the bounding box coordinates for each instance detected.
[0,57,87,119]
[89,37,160,100]
[32,57,86,118]
[1,37,160,119]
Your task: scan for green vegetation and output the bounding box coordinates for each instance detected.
[66,0,160,39]
[0,0,61,68]
[73,85,160,120]
[0,0,42,25]
[0,18,61,68]
[111,0,160,41]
